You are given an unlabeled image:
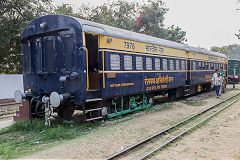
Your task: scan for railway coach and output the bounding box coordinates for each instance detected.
[14,15,227,125]
[228,59,240,83]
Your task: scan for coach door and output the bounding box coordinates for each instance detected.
[85,33,100,90]
[186,51,191,85]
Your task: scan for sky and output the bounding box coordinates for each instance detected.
[52,0,240,49]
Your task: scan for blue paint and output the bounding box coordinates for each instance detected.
[21,15,227,107]
[21,15,85,104]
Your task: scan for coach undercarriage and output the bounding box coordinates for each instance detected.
[14,81,211,125]
[65,82,211,122]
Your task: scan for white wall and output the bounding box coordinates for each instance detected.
[0,74,23,99]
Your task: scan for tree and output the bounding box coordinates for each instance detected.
[133,0,168,37]
[0,0,51,74]
[164,25,187,43]
[210,46,230,57]
[235,29,240,40]
[76,1,137,31]
[57,0,187,43]
[210,44,240,59]
[0,0,187,74]
[227,44,240,59]
[54,4,78,17]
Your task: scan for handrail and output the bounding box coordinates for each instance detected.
[86,48,89,90]
[102,50,105,88]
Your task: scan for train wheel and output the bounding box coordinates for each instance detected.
[58,105,75,120]
[85,102,101,121]
[168,89,176,101]
[206,83,211,92]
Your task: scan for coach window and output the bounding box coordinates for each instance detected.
[146,57,152,70]
[203,62,206,70]
[181,60,185,70]
[211,63,214,70]
[155,58,160,70]
[192,61,196,70]
[163,58,168,70]
[62,34,76,71]
[136,56,143,70]
[35,38,42,72]
[176,60,180,70]
[199,62,202,70]
[207,63,210,70]
[124,55,133,70]
[24,40,32,73]
[43,36,56,72]
[110,54,120,70]
[201,62,204,70]
[170,59,174,70]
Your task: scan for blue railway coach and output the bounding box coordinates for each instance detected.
[228,59,240,83]
[14,15,227,124]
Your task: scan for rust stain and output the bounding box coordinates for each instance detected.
[107,73,116,78]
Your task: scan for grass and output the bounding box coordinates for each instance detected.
[0,100,176,159]
[0,119,100,159]
[1,88,235,159]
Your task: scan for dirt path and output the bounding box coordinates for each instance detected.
[154,98,240,160]
[25,87,240,159]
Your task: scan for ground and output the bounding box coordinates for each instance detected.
[18,86,240,159]
[154,99,240,160]
[0,120,13,130]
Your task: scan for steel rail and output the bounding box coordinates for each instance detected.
[0,99,14,103]
[138,95,240,160]
[105,92,240,160]
[0,102,18,107]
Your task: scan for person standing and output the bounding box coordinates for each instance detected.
[220,69,224,77]
[219,69,225,94]
[211,69,218,89]
[214,72,223,98]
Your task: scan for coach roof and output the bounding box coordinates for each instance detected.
[22,15,227,59]
[77,17,226,59]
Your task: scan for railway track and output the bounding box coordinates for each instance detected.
[105,92,240,160]
[0,99,20,120]
[0,99,18,107]
[0,102,18,107]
